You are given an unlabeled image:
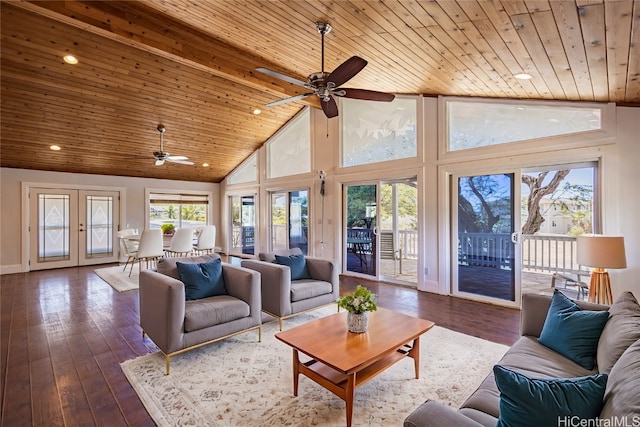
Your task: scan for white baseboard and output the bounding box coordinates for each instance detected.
[418,279,446,294]
[0,264,25,275]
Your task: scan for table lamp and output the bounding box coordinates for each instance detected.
[576,235,627,305]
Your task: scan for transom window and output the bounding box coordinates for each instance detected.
[340,96,417,167]
[267,108,311,179]
[447,100,603,152]
[227,153,257,185]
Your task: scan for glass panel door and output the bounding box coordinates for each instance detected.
[270,190,309,255]
[79,190,120,266]
[229,195,256,255]
[344,184,377,277]
[379,179,418,284]
[29,188,120,270]
[288,191,308,254]
[453,173,519,304]
[30,189,78,270]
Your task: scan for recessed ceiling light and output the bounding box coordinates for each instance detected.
[50,145,61,151]
[63,55,78,65]
[252,109,262,115]
[202,163,209,167]
[514,73,532,80]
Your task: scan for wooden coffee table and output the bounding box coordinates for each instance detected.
[275,307,435,427]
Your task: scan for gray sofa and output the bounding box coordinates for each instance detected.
[404,292,640,426]
[241,248,339,330]
[139,254,262,374]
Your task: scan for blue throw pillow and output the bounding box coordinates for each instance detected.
[494,365,607,427]
[538,290,609,369]
[176,258,227,300]
[274,254,311,280]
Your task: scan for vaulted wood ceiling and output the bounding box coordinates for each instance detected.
[2,1,638,183]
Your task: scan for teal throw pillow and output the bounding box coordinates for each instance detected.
[274,254,311,280]
[538,290,609,369]
[494,365,607,427]
[176,258,227,300]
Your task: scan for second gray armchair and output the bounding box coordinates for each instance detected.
[242,248,339,330]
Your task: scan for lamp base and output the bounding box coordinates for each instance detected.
[588,268,613,305]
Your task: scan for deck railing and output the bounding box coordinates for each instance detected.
[457,232,588,278]
[521,234,588,278]
[232,226,584,277]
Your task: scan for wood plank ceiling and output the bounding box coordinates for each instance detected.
[1,0,638,183]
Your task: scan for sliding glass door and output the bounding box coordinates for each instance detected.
[343,177,418,285]
[229,195,256,255]
[452,172,520,304]
[270,190,308,254]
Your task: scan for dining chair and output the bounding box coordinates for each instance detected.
[130,229,164,276]
[164,227,195,257]
[118,228,139,272]
[193,225,216,255]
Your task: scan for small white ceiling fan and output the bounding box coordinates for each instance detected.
[152,124,194,166]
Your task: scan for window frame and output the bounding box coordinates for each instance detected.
[266,107,311,180]
[145,188,213,230]
[338,95,422,172]
[438,97,616,163]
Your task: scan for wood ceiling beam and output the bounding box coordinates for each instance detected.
[15,1,322,110]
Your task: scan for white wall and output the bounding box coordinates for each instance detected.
[0,168,219,273]
[610,107,640,298]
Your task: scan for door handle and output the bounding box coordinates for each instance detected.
[511,231,520,244]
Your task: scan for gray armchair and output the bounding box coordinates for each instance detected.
[241,249,339,330]
[139,254,262,374]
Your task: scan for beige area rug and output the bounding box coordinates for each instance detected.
[121,306,509,427]
[95,264,139,292]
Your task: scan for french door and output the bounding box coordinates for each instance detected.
[452,172,521,306]
[29,188,121,270]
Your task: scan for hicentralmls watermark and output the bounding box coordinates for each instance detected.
[557,416,640,427]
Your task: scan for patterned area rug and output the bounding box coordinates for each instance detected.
[121,306,508,426]
[94,264,139,292]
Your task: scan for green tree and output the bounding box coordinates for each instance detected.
[166,204,177,219]
[521,170,570,234]
[346,185,376,228]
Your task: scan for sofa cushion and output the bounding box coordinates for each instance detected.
[184,295,250,332]
[600,338,640,419]
[597,292,640,374]
[157,254,220,280]
[290,280,333,302]
[258,247,303,263]
[177,258,227,300]
[275,254,311,280]
[494,365,607,427]
[538,290,609,370]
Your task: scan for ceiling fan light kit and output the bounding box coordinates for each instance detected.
[256,21,395,118]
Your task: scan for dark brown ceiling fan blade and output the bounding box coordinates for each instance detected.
[265,93,314,107]
[339,88,396,102]
[321,96,339,118]
[326,56,367,87]
[255,67,313,89]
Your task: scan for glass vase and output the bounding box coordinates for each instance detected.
[347,311,369,333]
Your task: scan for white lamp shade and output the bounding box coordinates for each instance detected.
[577,235,627,269]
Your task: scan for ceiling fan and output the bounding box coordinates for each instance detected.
[152,125,194,166]
[256,22,395,118]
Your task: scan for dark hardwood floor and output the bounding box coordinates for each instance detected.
[1,264,520,426]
